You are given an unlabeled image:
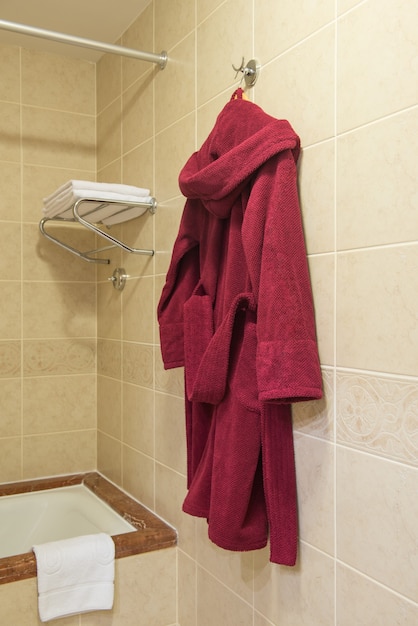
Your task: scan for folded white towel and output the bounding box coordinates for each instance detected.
[101,204,151,226]
[43,179,150,205]
[33,533,115,623]
[43,189,152,219]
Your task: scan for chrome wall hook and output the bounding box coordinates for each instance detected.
[232,58,260,88]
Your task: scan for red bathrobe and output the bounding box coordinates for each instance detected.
[157,90,322,565]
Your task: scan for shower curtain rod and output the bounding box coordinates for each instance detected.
[0,19,167,68]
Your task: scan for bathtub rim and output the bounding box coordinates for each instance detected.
[0,471,177,585]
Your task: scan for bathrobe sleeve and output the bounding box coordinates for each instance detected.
[157,200,202,369]
[242,150,322,404]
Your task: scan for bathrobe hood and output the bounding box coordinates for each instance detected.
[179,96,300,218]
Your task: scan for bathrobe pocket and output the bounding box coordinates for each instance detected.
[183,293,214,401]
[186,293,258,407]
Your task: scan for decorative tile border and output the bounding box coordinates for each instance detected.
[122,342,153,387]
[23,339,95,376]
[0,341,21,378]
[336,371,418,465]
[97,338,122,378]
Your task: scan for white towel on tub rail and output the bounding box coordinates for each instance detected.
[33,533,115,622]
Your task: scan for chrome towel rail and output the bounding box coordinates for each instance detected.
[39,197,157,264]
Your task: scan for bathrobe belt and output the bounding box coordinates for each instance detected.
[183,291,298,565]
[183,292,257,406]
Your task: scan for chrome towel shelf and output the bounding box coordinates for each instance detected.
[39,197,157,264]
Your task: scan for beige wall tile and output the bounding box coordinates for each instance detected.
[337,0,363,14]
[0,102,20,162]
[196,517,254,603]
[122,382,154,456]
[97,52,121,114]
[306,254,335,367]
[294,433,335,554]
[155,113,195,201]
[97,98,122,171]
[0,437,21,483]
[155,392,187,474]
[298,139,335,255]
[257,26,335,147]
[97,281,122,340]
[155,0,195,53]
[337,447,418,601]
[255,0,334,61]
[0,162,21,221]
[155,463,196,557]
[337,371,418,466]
[23,374,96,434]
[122,69,154,153]
[254,613,277,626]
[155,33,195,133]
[197,0,224,25]
[178,550,197,626]
[197,0,253,106]
[336,562,418,626]
[122,276,154,342]
[0,282,21,339]
[82,550,176,626]
[154,198,183,276]
[0,45,20,103]
[254,543,335,625]
[0,379,21,437]
[197,566,254,625]
[196,92,229,148]
[21,49,95,114]
[98,159,122,185]
[337,0,418,132]
[22,106,95,170]
[97,376,122,439]
[122,444,154,509]
[23,430,96,478]
[337,108,418,249]
[122,138,154,190]
[336,245,418,375]
[23,282,96,339]
[97,431,122,485]
[0,222,21,280]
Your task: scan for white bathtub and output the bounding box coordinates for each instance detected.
[0,472,177,585]
[0,483,135,559]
